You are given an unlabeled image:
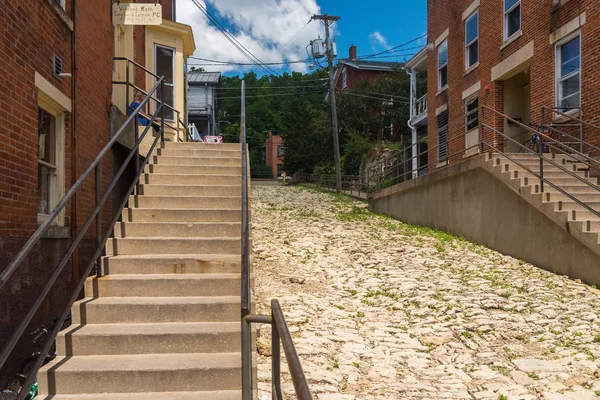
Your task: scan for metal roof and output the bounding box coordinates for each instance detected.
[188,71,221,85]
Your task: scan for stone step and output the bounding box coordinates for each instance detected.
[566,210,600,222]
[114,222,241,238]
[153,156,242,166]
[85,274,240,297]
[57,322,240,356]
[129,195,241,210]
[138,184,240,197]
[531,184,600,195]
[102,255,242,275]
[38,391,241,400]
[507,170,589,179]
[122,208,241,223]
[543,192,600,204]
[145,164,243,175]
[583,221,600,233]
[165,142,242,150]
[105,237,242,256]
[38,353,240,394]
[157,148,242,158]
[553,201,600,213]
[494,161,587,174]
[143,173,242,186]
[71,296,239,324]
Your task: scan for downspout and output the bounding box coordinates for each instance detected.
[70,0,79,289]
[405,66,418,179]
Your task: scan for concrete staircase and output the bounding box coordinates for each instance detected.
[38,142,247,399]
[488,152,600,252]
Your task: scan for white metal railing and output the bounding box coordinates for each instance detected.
[188,123,202,141]
[415,94,428,117]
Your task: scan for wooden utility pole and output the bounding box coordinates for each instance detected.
[312,14,342,194]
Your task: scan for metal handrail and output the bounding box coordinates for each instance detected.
[242,300,312,400]
[113,58,191,142]
[0,77,168,400]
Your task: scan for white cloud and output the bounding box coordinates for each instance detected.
[369,31,390,51]
[176,0,325,74]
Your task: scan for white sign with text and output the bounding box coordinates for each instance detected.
[112,3,162,26]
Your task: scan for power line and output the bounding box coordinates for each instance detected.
[216,90,327,100]
[358,34,427,60]
[338,91,410,104]
[218,84,327,90]
[345,88,410,100]
[189,57,311,66]
[190,0,280,76]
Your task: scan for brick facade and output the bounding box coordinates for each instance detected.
[264,132,285,177]
[426,0,600,169]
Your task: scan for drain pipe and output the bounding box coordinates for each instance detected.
[70,0,79,288]
[404,66,418,179]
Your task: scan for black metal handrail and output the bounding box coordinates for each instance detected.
[0,75,168,400]
[113,57,191,142]
[242,300,312,400]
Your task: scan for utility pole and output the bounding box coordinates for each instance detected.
[312,14,342,194]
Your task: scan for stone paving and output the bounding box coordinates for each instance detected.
[252,184,600,400]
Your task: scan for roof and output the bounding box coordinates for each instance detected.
[404,45,429,71]
[339,59,400,72]
[188,71,222,85]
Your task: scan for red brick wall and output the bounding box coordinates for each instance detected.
[336,65,390,91]
[265,133,284,176]
[427,0,600,169]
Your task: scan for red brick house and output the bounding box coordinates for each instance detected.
[333,45,396,91]
[410,0,599,172]
[0,0,193,384]
[264,131,285,177]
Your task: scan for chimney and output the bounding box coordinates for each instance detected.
[349,45,357,61]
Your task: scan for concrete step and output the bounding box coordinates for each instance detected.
[143,173,242,186]
[102,255,242,275]
[566,209,600,222]
[72,296,239,324]
[129,195,241,210]
[543,192,600,203]
[57,322,240,356]
[38,390,241,400]
[157,148,242,158]
[85,274,240,297]
[145,164,243,175]
[531,184,600,195]
[138,184,240,197]
[582,221,600,233]
[105,237,242,256]
[552,201,600,213]
[494,161,587,174]
[85,274,241,298]
[122,208,241,223]
[165,142,242,149]
[38,353,241,394]
[114,222,241,238]
[153,156,242,166]
[507,170,589,179]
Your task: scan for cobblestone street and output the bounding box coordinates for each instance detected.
[252,184,600,400]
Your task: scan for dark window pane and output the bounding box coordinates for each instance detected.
[156,47,174,84]
[466,12,478,44]
[467,41,478,67]
[560,74,580,108]
[38,164,51,214]
[505,0,519,12]
[438,41,448,68]
[38,108,56,164]
[561,37,580,77]
[439,66,448,88]
[507,6,521,37]
[466,98,479,131]
[157,85,175,120]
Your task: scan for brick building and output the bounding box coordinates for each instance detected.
[333,45,396,91]
[264,131,285,177]
[0,0,194,384]
[410,0,599,172]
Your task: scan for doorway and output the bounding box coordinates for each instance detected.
[503,69,531,152]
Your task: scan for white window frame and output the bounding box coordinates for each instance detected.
[342,68,347,89]
[465,11,479,69]
[438,40,448,91]
[555,31,582,110]
[154,43,176,122]
[504,0,521,41]
[464,96,479,132]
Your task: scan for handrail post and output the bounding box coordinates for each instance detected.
[134,119,140,195]
[125,59,130,107]
[95,164,102,278]
[160,82,165,148]
[480,106,485,154]
[272,311,282,400]
[539,132,544,193]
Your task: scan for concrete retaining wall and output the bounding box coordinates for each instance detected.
[369,155,600,285]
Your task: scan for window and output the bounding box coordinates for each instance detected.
[342,68,347,89]
[504,0,521,40]
[438,40,448,91]
[38,108,56,215]
[556,33,581,109]
[437,110,449,161]
[155,45,175,120]
[465,97,479,131]
[54,0,66,10]
[465,11,479,69]
[277,145,284,158]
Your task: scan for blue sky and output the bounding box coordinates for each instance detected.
[177,0,427,76]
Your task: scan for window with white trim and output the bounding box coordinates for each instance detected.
[38,108,56,215]
[438,40,448,90]
[155,44,175,121]
[342,68,347,89]
[465,96,479,132]
[54,0,66,10]
[556,33,581,109]
[437,110,449,161]
[504,0,521,40]
[465,11,479,69]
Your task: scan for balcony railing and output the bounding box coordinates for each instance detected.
[414,94,428,118]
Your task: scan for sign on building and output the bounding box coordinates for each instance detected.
[112,3,162,26]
